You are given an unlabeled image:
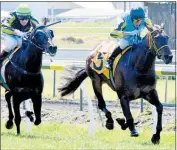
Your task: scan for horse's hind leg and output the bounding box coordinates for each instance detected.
[5,91,14,129]
[143,89,162,144]
[119,96,139,137]
[92,79,114,130]
[31,94,42,126]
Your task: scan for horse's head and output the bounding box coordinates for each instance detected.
[30,25,57,56]
[147,24,173,64]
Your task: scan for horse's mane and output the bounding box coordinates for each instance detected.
[29,25,46,41]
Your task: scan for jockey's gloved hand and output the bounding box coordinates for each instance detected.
[25,32,31,37]
[124,30,139,36]
[130,30,139,35]
[14,29,27,38]
[19,32,27,38]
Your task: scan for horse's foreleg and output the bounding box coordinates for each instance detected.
[31,94,42,126]
[143,89,162,144]
[119,96,139,136]
[12,96,21,135]
[5,91,14,129]
[92,79,114,130]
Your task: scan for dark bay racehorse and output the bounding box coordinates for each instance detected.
[58,24,173,144]
[0,25,57,135]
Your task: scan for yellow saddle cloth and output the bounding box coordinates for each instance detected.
[90,40,131,79]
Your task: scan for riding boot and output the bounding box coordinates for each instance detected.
[106,46,122,69]
[0,51,8,64]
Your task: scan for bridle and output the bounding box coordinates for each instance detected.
[147,29,169,56]
[29,26,54,54]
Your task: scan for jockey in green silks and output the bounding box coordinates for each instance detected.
[0,4,39,62]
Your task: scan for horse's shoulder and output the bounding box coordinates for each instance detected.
[136,42,147,51]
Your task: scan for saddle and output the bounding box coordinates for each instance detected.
[90,41,117,76]
[90,40,132,88]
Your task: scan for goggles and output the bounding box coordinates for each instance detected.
[17,15,30,20]
[133,18,142,23]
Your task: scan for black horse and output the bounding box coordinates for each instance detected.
[0,25,57,135]
[59,24,173,144]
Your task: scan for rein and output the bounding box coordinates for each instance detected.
[7,41,41,76]
[9,58,41,76]
[7,27,53,76]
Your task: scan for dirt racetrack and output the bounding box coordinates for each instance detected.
[1,98,175,132]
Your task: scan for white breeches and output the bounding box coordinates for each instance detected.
[1,32,22,52]
[119,39,131,49]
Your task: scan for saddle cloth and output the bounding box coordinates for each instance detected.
[90,40,132,79]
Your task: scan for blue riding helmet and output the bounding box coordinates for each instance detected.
[130,7,145,20]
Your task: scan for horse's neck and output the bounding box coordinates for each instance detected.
[12,41,43,73]
[134,36,156,73]
[26,44,43,72]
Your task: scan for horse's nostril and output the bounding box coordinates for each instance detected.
[169,55,173,59]
[164,54,173,64]
[164,55,173,60]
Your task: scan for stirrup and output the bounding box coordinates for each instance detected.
[105,62,111,69]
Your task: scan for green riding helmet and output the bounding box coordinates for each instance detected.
[16,4,31,16]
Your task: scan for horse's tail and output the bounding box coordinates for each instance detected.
[58,66,88,97]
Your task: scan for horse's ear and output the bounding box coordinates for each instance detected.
[41,17,50,26]
[160,23,165,30]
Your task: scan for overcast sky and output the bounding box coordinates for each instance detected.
[74,2,115,9]
[1,2,143,21]
[1,2,48,20]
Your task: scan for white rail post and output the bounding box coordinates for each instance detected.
[94,95,104,127]
[151,104,157,134]
[164,76,168,103]
[80,82,95,136]
[23,99,32,132]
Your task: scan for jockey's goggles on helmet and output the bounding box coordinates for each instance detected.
[17,15,30,20]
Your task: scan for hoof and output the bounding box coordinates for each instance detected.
[134,121,140,125]
[130,128,139,137]
[106,119,114,130]
[5,120,13,129]
[29,116,34,122]
[25,111,33,116]
[25,111,34,122]
[34,120,41,126]
[17,133,20,136]
[116,118,127,130]
[151,134,160,144]
[116,118,125,125]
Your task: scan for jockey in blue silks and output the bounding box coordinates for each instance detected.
[106,7,153,69]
